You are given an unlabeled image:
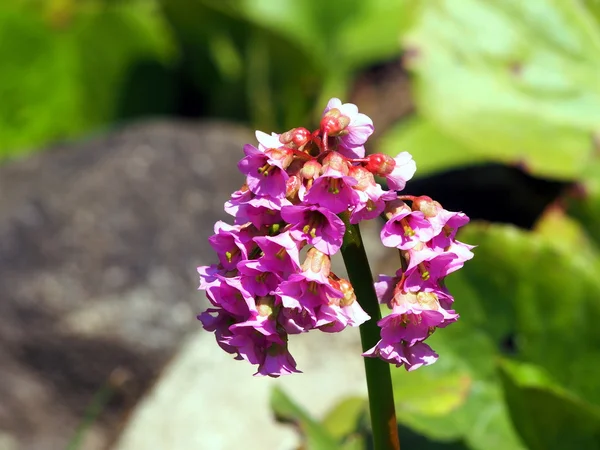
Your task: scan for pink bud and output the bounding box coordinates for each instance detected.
[320,108,351,136]
[280,127,312,149]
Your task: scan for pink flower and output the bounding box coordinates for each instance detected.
[238,144,289,198]
[253,232,301,276]
[256,343,301,377]
[323,98,374,152]
[304,169,360,214]
[281,205,345,255]
[386,152,416,191]
[364,341,438,371]
[380,206,435,250]
[207,222,254,271]
[238,259,282,297]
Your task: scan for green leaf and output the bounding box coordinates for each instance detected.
[376,117,487,176]
[270,386,340,450]
[404,0,600,179]
[392,327,525,450]
[453,222,600,406]
[392,366,471,417]
[321,397,368,442]
[499,360,600,450]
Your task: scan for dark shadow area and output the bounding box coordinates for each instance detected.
[365,425,470,450]
[404,163,569,229]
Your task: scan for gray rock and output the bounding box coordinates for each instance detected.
[0,120,250,449]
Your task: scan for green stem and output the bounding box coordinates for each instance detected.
[340,216,400,450]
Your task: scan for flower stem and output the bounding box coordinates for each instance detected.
[340,215,400,450]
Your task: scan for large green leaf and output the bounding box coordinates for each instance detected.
[452,221,600,406]
[392,326,525,450]
[499,360,600,450]
[404,0,600,179]
[0,1,175,157]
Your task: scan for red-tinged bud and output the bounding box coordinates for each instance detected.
[301,247,331,279]
[320,108,351,136]
[321,151,349,175]
[301,160,322,179]
[266,147,294,169]
[365,154,396,176]
[280,127,312,149]
[286,175,302,199]
[383,199,410,219]
[348,166,376,191]
[412,195,442,217]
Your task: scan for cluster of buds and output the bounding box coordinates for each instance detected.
[197,98,472,376]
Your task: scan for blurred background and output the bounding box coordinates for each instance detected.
[1,0,600,449]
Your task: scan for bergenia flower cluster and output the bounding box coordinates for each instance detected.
[197,98,473,377]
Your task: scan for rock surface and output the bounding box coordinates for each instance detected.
[0,120,251,449]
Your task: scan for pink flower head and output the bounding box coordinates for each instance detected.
[281,204,345,255]
[197,97,474,375]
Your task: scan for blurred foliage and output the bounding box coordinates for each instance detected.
[0,0,176,158]
[5,0,600,448]
[379,0,600,180]
[160,0,415,131]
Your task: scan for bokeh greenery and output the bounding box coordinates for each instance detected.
[5,0,600,449]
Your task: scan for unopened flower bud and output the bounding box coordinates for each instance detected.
[365,154,396,176]
[320,108,351,136]
[266,147,294,169]
[286,175,302,198]
[301,160,322,179]
[412,196,442,217]
[322,151,349,175]
[280,127,312,149]
[302,247,331,279]
[348,166,376,191]
[383,199,410,219]
[338,278,356,307]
